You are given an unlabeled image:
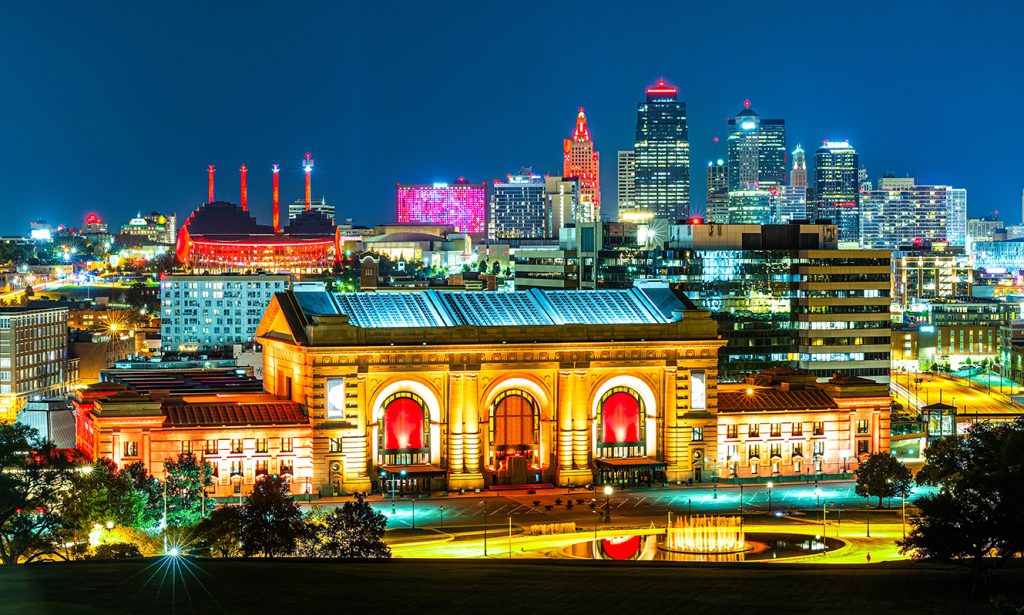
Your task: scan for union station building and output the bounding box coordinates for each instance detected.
[255,283,891,495]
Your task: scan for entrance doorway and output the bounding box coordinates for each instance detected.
[488,390,541,485]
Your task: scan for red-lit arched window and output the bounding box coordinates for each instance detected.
[381,392,428,452]
[599,387,645,458]
[601,388,642,444]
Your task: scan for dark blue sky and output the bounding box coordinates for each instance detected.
[4,0,1022,232]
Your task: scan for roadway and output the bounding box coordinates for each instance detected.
[355,480,931,531]
[890,371,1021,419]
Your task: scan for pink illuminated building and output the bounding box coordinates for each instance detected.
[396,180,487,235]
[563,108,600,222]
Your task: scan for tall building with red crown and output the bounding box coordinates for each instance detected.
[563,108,600,222]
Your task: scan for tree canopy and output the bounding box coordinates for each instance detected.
[899,418,1024,592]
[239,476,304,557]
[297,497,390,559]
[854,452,913,508]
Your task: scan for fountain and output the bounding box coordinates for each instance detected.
[662,515,748,554]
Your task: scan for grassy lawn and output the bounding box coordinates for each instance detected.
[2,558,1021,614]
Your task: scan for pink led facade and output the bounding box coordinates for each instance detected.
[396,181,487,234]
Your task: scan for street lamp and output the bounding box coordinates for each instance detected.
[739,483,744,513]
[603,485,613,522]
[411,498,416,529]
[766,481,774,514]
[439,505,445,533]
[508,514,513,560]
[814,488,826,539]
[481,500,488,557]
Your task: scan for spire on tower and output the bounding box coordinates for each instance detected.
[571,108,591,142]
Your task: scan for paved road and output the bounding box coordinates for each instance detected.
[359,480,932,529]
[891,371,1019,417]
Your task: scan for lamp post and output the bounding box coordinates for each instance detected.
[901,489,907,539]
[603,485,613,522]
[508,514,513,560]
[814,489,826,540]
[866,502,871,538]
[766,481,774,514]
[439,505,445,533]
[482,500,488,557]
[712,458,718,499]
[411,498,416,529]
[739,483,745,513]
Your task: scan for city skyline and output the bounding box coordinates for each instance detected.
[3,1,1023,231]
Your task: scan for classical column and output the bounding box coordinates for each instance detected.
[571,370,589,469]
[463,372,481,474]
[663,367,679,469]
[352,374,369,479]
[557,370,574,471]
[448,373,465,474]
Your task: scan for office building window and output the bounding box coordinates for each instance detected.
[692,426,703,442]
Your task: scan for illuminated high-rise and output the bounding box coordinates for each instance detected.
[490,170,547,239]
[617,150,636,219]
[790,145,807,188]
[396,180,488,235]
[726,101,786,192]
[563,108,600,222]
[814,140,860,244]
[632,80,690,222]
[705,159,728,222]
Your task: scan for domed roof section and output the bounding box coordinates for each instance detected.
[185,201,273,235]
[285,208,335,236]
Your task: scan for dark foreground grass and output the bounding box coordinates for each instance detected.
[2,558,1021,615]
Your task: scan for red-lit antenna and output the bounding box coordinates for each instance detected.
[302,153,314,211]
[272,164,281,233]
[207,164,215,202]
[239,164,248,211]
[743,99,751,108]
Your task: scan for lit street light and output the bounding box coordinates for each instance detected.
[766,481,774,514]
[439,505,445,533]
[603,485,613,522]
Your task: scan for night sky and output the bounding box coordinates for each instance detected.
[4,0,1022,232]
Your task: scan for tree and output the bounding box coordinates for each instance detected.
[22,285,34,299]
[121,461,164,529]
[855,452,912,508]
[297,497,390,559]
[899,418,1024,593]
[0,423,78,564]
[163,453,214,527]
[477,259,488,273]
[491,261,501,276]
[239,476,304,557]
[91,542,142,559]
[195,505,244,558]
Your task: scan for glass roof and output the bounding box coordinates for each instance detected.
[307,285,682,329]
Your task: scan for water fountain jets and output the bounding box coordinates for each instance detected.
[662,515,748,554]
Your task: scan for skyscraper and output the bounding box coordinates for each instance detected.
[545,176,580,238]
[859,180,968,248]
[396,180,488,234]
[726,100,786,192]
[771,185,809,224]
[490,170,547,239]
[705,159,728,223]
[616,150,636,219]
[790,145,807,188]
[633,80,690,221]
[563,108,600,222]
[814,141,860,244]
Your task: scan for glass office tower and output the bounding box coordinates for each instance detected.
[633,80,690,222]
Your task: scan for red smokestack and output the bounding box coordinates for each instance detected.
[302,152,314,211]
[207,164,215,202]
[240,164,248,211]
[272,164,281,233]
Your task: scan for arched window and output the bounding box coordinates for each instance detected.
[599,387,644,457]
[379,392,429,465]
[488,390,541,484]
